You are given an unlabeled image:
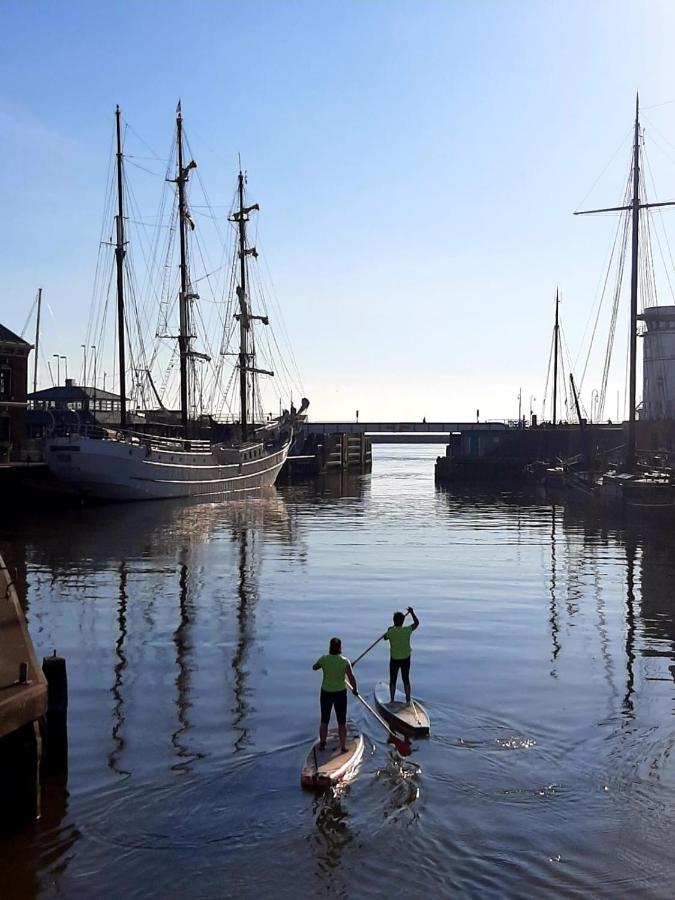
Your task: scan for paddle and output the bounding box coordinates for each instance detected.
[348,684,412,757]
[351,610,411,667]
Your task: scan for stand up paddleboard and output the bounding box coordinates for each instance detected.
[301,723,365,790]
[374,681,430,737]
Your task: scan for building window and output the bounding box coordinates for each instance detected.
[0,366,11,399]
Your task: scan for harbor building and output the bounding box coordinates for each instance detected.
[27,380,124,438]
[640,305,675,420]
[0,324,32,462]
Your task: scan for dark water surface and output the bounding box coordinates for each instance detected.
[2,445,675,898]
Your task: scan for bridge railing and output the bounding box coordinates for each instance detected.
[302,421,514,435]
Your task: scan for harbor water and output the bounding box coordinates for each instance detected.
[2,445,675,898]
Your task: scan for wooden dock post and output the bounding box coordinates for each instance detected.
[42,652,68,774]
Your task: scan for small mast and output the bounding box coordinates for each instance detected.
[114,105,127,428]
[552,288,560,426]
[33,287,42,395]
[175,102,197,434]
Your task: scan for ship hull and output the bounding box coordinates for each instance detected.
[599,472,675,516]
[44,434,291,501]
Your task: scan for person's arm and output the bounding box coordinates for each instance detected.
[407,606,420,630]
[312,658,322,671]
[345,661,358,696]
[383,629,389,642]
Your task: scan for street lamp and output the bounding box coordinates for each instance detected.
[529,394,536,423]
[91,346,97,390]
[81,344,87,386]
[60,356,68,382]
[53,354,60,385]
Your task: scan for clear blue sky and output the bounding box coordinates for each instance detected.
[4,0,675,421]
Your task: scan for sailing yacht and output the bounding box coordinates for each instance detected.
[46,105,307,501]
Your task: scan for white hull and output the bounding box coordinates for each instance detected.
[45,434,291,501]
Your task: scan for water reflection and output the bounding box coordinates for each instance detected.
[639,537,675,683]
[4,451,675,897]
[108,562,130,776]
[624,541,637,715]
[310,786,355,895]
[8,491,295,572]
[549,506,561,670]
[232,527,257,753]
[437,483,675,719]
[375,751,422,821]
[171,558,203,772]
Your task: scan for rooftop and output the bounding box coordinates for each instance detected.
[0,323,31,346]
[28,381,122,402]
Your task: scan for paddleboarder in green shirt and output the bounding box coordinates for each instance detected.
[384,606,419,704]
[312,637,358,752]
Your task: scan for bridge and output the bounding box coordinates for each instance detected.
[302,421,512,442]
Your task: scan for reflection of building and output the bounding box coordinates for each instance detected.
[27,380,123,437]
[640,305,675,420]
[639,539,675,677]
[0,324,31,462]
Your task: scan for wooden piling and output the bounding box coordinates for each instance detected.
[42,653,68,774]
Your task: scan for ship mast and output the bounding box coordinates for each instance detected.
[174,100,201,437]
[626,95,641,472]
[575,94,675,471]
[231,170,270,443]
[114,106,127,428]
[552,288,559,426]
[237,172,249,441]
[33,287,42,394]
[176,104,190,433]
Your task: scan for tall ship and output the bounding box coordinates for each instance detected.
[45,105,307,501]
[563,96,675,514]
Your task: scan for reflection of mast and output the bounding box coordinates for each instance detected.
[592,540,618,703]
[171,559,203,769]
[109,561,130,775]
[549,506,561,669]
[623,540,637,714]
[232,527,257,752]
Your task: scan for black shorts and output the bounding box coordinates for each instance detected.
[390,657,411,684]
[320,689,347,725]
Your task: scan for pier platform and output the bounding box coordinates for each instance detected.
[0,560,47,739]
